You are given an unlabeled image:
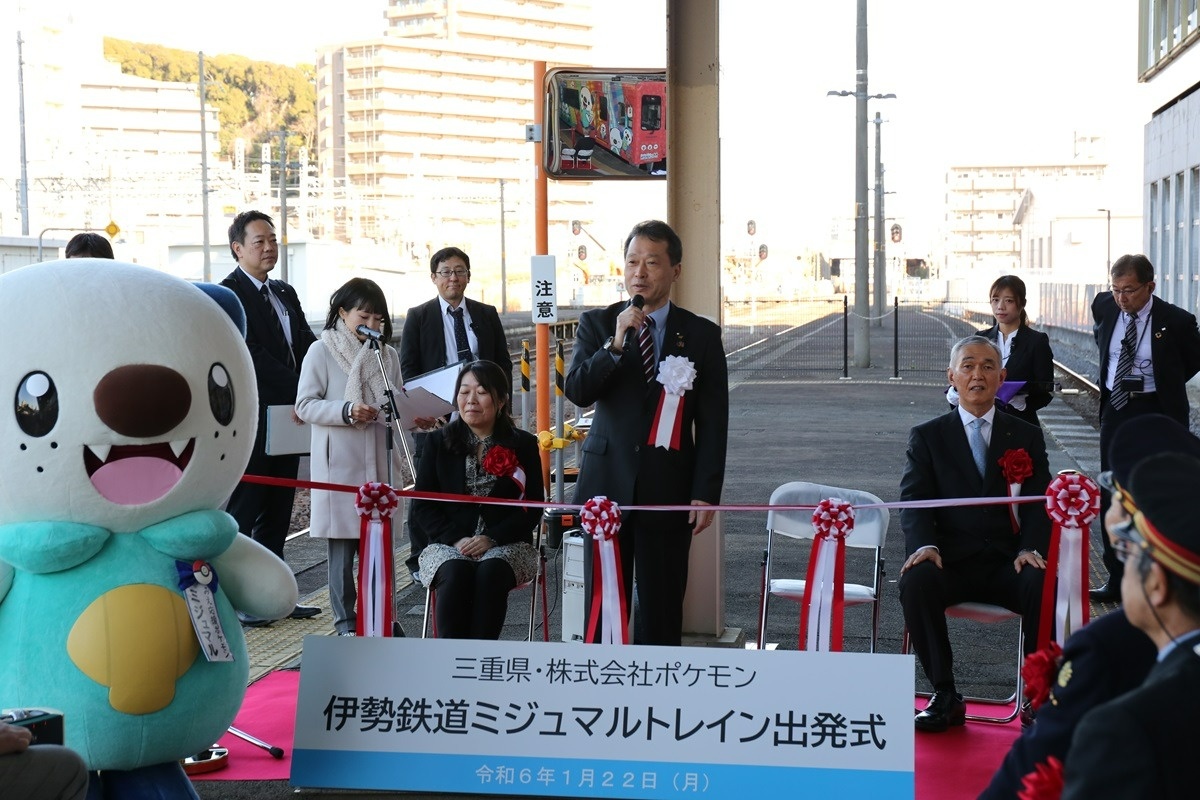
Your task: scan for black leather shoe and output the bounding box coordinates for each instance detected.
[237,611,272,628]
[914,691,966,733]
[1020,701,1036,729]
[288,604,321,619]
[1089,582,1122,604]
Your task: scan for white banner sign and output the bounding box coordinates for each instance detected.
[531,254,558,324]
[291,637,914,797]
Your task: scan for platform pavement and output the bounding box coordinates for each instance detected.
[204,358,1112,799]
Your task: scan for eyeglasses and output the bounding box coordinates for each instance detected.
[1109,519,1145,564]
[435,269,469,279]
[1110,284,1146,298]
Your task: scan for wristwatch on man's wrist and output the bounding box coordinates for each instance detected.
[602,336,624,355]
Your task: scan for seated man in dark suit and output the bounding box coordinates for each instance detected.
[1063,452,1200,799]
[899,335,1051,732]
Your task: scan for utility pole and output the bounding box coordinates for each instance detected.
[872,111,885,328]
[17,32,30,236]
[853,0,870,366]
[499,178,507,312]
[273,130,289,282]
[199,52,212,281]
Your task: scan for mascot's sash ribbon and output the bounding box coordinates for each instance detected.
[355,482,399,637]
[1039,472,1100,649]
[176,559,233,661]
[798,499,855,652]
[582,496,628,645]
[648,356,696,450]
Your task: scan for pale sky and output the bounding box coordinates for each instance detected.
[10,0,1149,254]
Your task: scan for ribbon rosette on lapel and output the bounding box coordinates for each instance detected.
[482,444,527,498]
[580,496,628,645]
[798,498,854,652]
[1038,472,1101,650]
[1020,641,1063,712]
[999,448,1034,534]
[176,559,233,661]
[648,355,696,450]
[355,482,399,637]
[1017,756,1064,800]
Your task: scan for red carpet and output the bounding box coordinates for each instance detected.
[191,670,298,782]
[194,670,1020,797]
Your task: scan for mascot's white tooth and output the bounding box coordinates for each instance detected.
[169,440,188,458]
[89,444,112,463]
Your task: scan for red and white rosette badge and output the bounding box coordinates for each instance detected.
[1039,472,1101,649]
[799,498,854,652]
[581,496,628,645]
[999,448,1034,534]
[482,445,526,498]
[648,356,696,450]
[355,482,399,637]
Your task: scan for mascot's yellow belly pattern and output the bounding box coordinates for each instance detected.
[67,584,198,714]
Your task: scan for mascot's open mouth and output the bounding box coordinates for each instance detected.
[84,440,196,505]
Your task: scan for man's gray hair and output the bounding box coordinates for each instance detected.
[948,335,1002,368]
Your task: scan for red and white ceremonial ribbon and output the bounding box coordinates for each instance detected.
[355,482,399,638]
[648,391,685,450]
[582,496,628,645]
[647,355,696,451]
[1007,481,1022,534]
[511,466,527,500]
[1039,473,1100,649]
[799,498,854,652]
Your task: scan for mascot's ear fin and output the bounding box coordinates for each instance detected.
[192,283,247,338]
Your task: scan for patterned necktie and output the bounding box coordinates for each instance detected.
[260,284,295,370]
[968,417,988,478]
[638,317,656,381]
[450,306,471,362]
[1110,314,1138,410]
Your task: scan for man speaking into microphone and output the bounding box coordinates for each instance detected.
[565,219,729,646]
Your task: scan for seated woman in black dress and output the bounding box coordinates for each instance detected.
[410,360,544,639]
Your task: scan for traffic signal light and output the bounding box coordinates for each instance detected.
[890,223,902,244]
[571,220,581,236]
[747,219,756,236]
[577,245,587,261]
[758,244,768,260]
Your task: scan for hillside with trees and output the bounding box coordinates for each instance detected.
[102,38,316,165]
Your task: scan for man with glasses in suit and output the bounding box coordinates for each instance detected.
[1090,254,1200,603]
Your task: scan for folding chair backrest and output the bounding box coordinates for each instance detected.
[766,481,889,549]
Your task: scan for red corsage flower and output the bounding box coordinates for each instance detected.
[1017,755,1064,800]
[999,448,1034,484]
[1021,641,1063,711]
[482,445,519,478]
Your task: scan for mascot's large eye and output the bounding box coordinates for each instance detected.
[208,363,235,426]
[15,371,59,437]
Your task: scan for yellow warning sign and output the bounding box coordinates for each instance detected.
[104,221,120,238]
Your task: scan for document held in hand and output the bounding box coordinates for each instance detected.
[391,387,455,431]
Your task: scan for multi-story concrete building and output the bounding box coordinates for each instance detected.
[3,21,224,264]
[1139,0,1200,313]
[315,0,594,281]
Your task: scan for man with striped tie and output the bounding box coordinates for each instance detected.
[1090,254,1200,602]
[565,220,729,646]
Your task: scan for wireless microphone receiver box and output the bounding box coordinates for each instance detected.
[1,708,65,745]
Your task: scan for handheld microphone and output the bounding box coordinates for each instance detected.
[356,325,385,342]
[623,294,645,354]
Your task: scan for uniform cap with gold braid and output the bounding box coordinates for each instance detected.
[1125,452,1200,585]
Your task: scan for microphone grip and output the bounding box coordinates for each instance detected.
[356,324,385,341]
[623,294,645,354]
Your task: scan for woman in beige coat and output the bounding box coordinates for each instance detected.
[296,278,404,635]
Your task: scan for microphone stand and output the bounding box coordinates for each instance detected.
[367,337,414,485]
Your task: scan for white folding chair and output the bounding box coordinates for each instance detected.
[757,481,889,652]
[902,602,1024,724]
[421,522,549,641]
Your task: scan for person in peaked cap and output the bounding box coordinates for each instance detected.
[1062,451,1200,800]
[978,414,1200,798]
